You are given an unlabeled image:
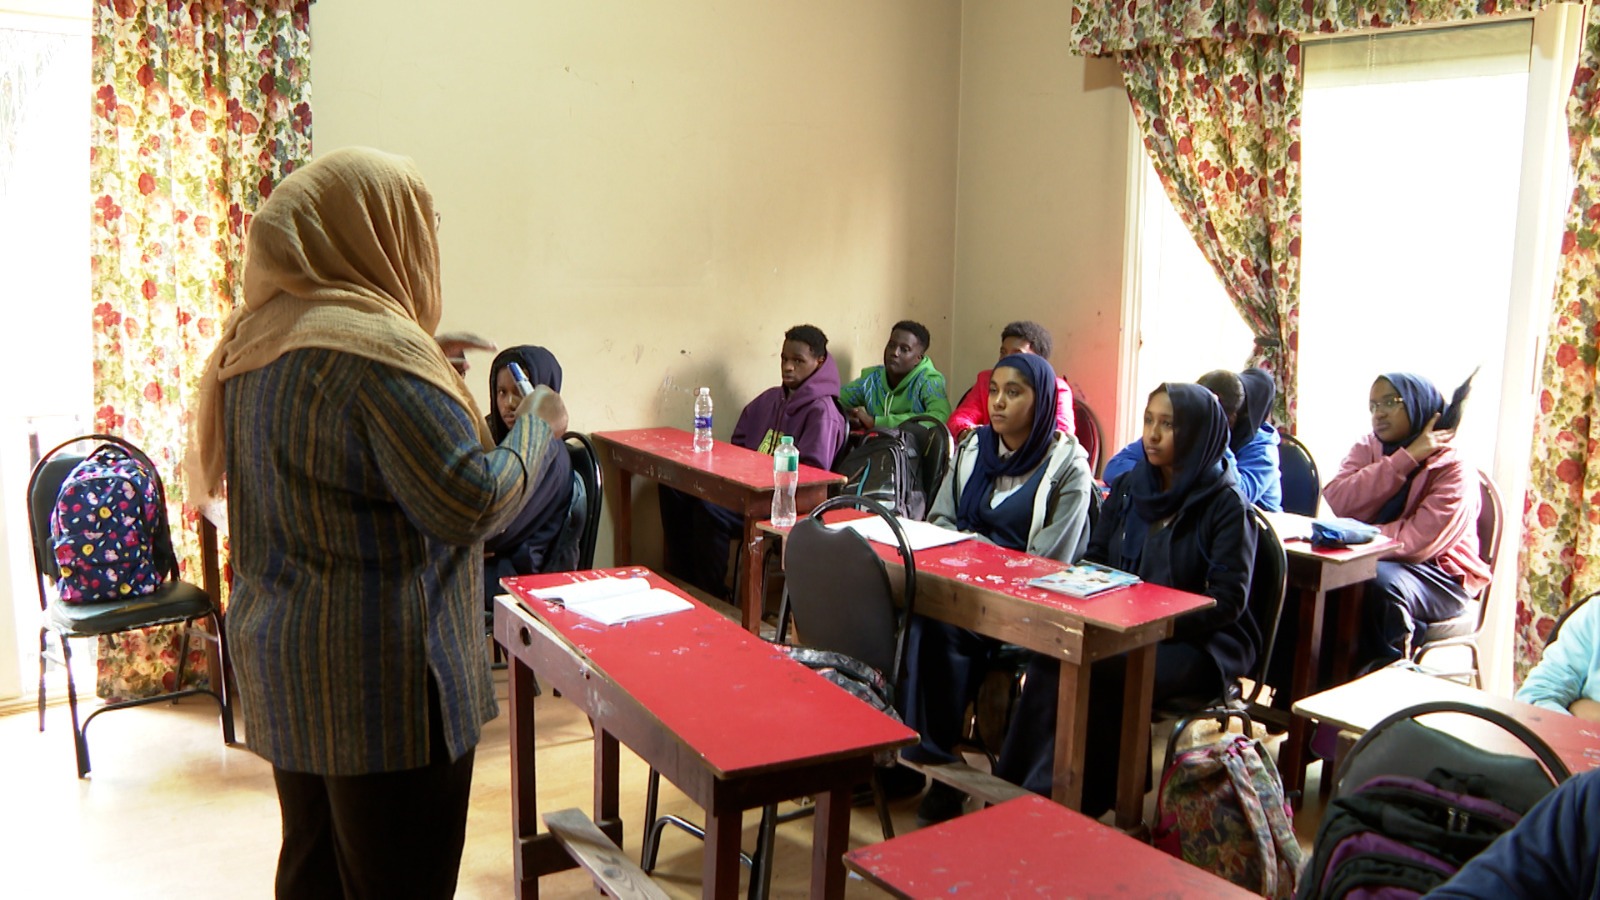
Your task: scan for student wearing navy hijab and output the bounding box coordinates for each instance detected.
[1321,371,1487,673]
[899,352,1095,825]
[1002,383,1260,815]
[483,346,577,605]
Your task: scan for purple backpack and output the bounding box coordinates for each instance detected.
[49,444,172,603]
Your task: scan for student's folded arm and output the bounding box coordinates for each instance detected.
[730,397,761,452]
[919,372,952,423]
[837,375,867,412]
[1515,602,1599,713]
[1172,495,1257,644]
[1322,439,1411,522]
[1232,440,1280,508]
[791,405,846,470]
[1029,459,1094,563]
[359,366,547,546]
[1379,460,1474,562]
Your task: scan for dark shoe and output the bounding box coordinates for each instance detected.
[876,765,927,801]
[915,781,966,828]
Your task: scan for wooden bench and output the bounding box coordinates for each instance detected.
[542,808,669,900]
[896,755,1029,807]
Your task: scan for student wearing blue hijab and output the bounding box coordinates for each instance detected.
[1319,371,1488,674]
[1000,383,1260,814]
[899,352,1096,824]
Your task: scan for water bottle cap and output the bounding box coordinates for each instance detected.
[697,387,709,395]
[779,436,794,445]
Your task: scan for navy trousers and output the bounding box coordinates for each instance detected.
[1359,559,1470,672]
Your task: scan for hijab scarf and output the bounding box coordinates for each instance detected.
[1232,368,1276,453]
[487,346,563,443]
[1114,383,1230,570]
[189,147,488,501]
[955,353,1060,532]
[1371,371,1474,524]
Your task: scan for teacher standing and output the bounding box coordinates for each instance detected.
[190,147,565,899]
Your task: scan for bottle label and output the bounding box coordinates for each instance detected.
[694,415,712,429]
[775,456,798,473]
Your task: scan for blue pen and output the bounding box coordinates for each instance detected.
[507,361,535,398]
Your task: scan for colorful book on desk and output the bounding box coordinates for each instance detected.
[515,576,692,625]
[1027,563,1141,598]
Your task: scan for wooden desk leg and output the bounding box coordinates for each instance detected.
[702,802,744,900]
[1282,588,1327,806]
[739,517,763,633]
[1050,660,1091,810]
[1115,645,1157,831]
[593,727,622,841]
[812,785,851,900]
[510,656,541,900]
[614,469,634,565]
[1330,585,1363,687]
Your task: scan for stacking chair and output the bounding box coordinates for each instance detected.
[1072,397,1105,479]
[1411,469,1503,687]
[1276,431,1320,516]
[28,434,233,777]
[560,431,604,570]
[641,495,916,898]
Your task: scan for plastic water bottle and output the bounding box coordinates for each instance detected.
[771,436,799,526]
[693,387,714,452]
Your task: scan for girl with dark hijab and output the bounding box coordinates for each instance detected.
[1002,383,1260,814]
[1321,371,1487,673]
[900,353,1096,824]
[483,346,576,602]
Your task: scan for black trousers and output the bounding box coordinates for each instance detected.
[271,679,476,900]
[1359,559,1470,671]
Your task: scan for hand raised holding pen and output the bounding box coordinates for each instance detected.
[1405,412,1454,463]
[515,384,569,438]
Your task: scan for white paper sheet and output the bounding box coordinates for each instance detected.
[520,576,692,625]
[827,515,975,551]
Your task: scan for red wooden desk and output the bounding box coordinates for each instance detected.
[592,427,845,631]
[495,567,916,900]
[843,794,1256,898]
[1293,665,1600,775]
[761,511,1214,830]
[1265,512,1397,803]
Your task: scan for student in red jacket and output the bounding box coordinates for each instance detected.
[1322,371,1490,673]
[945,321,1074,439]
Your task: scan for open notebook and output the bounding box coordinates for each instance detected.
[512,576,690,625]
[826,515,974,551]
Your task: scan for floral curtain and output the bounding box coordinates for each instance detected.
[1121,36,1304,428]
[89,0,311,699]
[1515,3,1600,680]
[1073,0,1555,56]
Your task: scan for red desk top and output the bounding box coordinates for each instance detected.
[788,510,1215,634]
[592,427,844,491]
[844,794,1256,898]
[501,568,915,777]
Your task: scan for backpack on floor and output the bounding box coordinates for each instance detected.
[1154,712,1304,899]
[1296,700,1570,900]
[833,415,949,521]
[49,444,173,603]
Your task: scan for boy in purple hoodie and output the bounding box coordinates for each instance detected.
[660,325,848,598]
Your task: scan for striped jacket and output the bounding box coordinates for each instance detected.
[224,348,550,775]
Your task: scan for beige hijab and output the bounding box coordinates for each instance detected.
[188,147,491,501]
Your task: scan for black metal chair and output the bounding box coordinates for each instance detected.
[641,495,916,898]
[1411,469,1502,687]
[1072,396,1105,479]
[1277,431,1320,516]
[562,431,604,570]
[28,434,233,777]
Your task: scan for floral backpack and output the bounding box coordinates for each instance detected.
[49,444,173,603]
[1154,714,1305,899]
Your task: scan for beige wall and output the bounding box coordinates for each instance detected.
[951,0,1132,439]
[312,1,962,564]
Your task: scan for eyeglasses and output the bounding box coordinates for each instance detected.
[1368,396,1406,414]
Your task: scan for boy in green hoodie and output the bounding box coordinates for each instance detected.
[839,320,950,430]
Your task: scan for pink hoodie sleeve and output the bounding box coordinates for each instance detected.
[945,370,989,436]
[1324,435,1476,564]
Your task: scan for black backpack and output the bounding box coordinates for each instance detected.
[832,415,950,520]
[1297,700,1570,900]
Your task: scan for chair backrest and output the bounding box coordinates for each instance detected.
[1475,469,1503,577]
[1071,397,1104,479]
[25,434,176,610]
[779,495,916,681]
[1276,431,1320,516]
[563,432,604,571]
[1244,506,1289,704]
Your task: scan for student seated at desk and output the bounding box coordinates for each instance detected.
[1320,371,1489,675]
[897,353,1095,824]
[1516,597,1600,722]
[1000,383,1260,814]
[483,346,576,606]
[1103,368,1282,511]
[838,320,951,430]
[660,325,848,598]
[944,320,1074,439]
